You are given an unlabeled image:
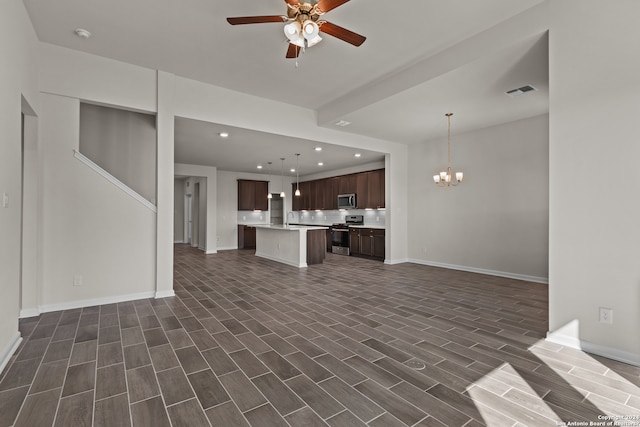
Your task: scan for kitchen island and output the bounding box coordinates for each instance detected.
[253,224,328,268]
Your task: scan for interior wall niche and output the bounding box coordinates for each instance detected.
[79,103,157,203]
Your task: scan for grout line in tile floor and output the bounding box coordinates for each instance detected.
[3,245,640,427]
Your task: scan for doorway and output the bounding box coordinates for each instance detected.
[270,194,283,225]
[20,97,39,318]
[192,182,200,248]
[184,193,192,244]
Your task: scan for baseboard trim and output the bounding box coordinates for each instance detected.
[546,331,640,367]
[38,291,156,313]
[155,290,176,299]
[19,308,40,319]
[174,240,184,244]
[205,249,217,255]
[215,246,236,251]
[0,333,23,376]
[407,258,548,284]
[385,258,409,265]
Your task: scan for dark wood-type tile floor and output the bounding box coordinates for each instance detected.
[2,244,640,426]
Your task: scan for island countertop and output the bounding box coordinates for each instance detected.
[253,224,329,231]
[254,225,327,268]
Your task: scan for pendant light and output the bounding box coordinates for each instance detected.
[267,162,273,199]
[279,158,286,198]
[433,113,464,187]
[294,153,301,196]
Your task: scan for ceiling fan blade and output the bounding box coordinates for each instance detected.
[286,43,301,59]
[316,0,350,13]
[284,0,300,5]
[226,16,286,25]
[319,21,366,46]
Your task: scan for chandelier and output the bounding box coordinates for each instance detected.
[433,113,464,186]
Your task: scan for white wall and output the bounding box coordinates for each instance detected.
[21,113,40,318]
[547,0,640,364]
[0,0,40,371]
[174,178,185,242]
[39,93,157,310]
[408,115,549,282]
[79,103,157,203]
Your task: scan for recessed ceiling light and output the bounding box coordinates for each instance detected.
[257,165,263,169]
[335,120,351,127]
[314,147,322,152]
[74,28,91,39]
[317,162,324,166]
[218,132,229,138]
[354,153,361,158]
[290,168,295,172]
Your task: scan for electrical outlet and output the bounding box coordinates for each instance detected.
[73,275,83,287]
[2,192,8,208]
[422,247,427,253]
[599,307,613,324]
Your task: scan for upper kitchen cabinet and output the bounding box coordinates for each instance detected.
[324,177,339,210]
[338,174,356,195]
[237,179,269,211]
[367,169,385,209]
[356,173,368,209]
[291,169,384,211]
[292,180,312,211]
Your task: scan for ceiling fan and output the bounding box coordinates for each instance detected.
[227,0,366,59]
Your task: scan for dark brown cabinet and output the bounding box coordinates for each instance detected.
[324,177,339,210]
[367,169,385,209]
[294,180,312,210]
[237,225,256,249]
[339,174,357,195]
[349,228,360,255]
[356,173,368,209]
[349,227,384,260]
[238,179,269,211]
[290,169,384,211]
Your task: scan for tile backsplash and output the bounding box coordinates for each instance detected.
[237,209,386,227]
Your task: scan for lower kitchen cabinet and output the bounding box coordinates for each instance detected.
[349,227,384,260]
[349,228,360,255]
[238,225,256,249]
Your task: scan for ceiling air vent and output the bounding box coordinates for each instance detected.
[505,85,537,97]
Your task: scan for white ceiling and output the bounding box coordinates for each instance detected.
[23,0,549,175]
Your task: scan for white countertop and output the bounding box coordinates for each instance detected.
[347,225,386,230]
[253,224,329,231]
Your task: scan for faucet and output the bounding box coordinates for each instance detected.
[286,211,295,227]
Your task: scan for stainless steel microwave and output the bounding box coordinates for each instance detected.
[337,194,357,209]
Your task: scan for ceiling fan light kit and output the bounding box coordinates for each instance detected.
[227,0,365,59]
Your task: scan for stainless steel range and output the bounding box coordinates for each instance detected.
[331,215,364,255]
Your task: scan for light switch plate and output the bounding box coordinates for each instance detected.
[2,192,8,208]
